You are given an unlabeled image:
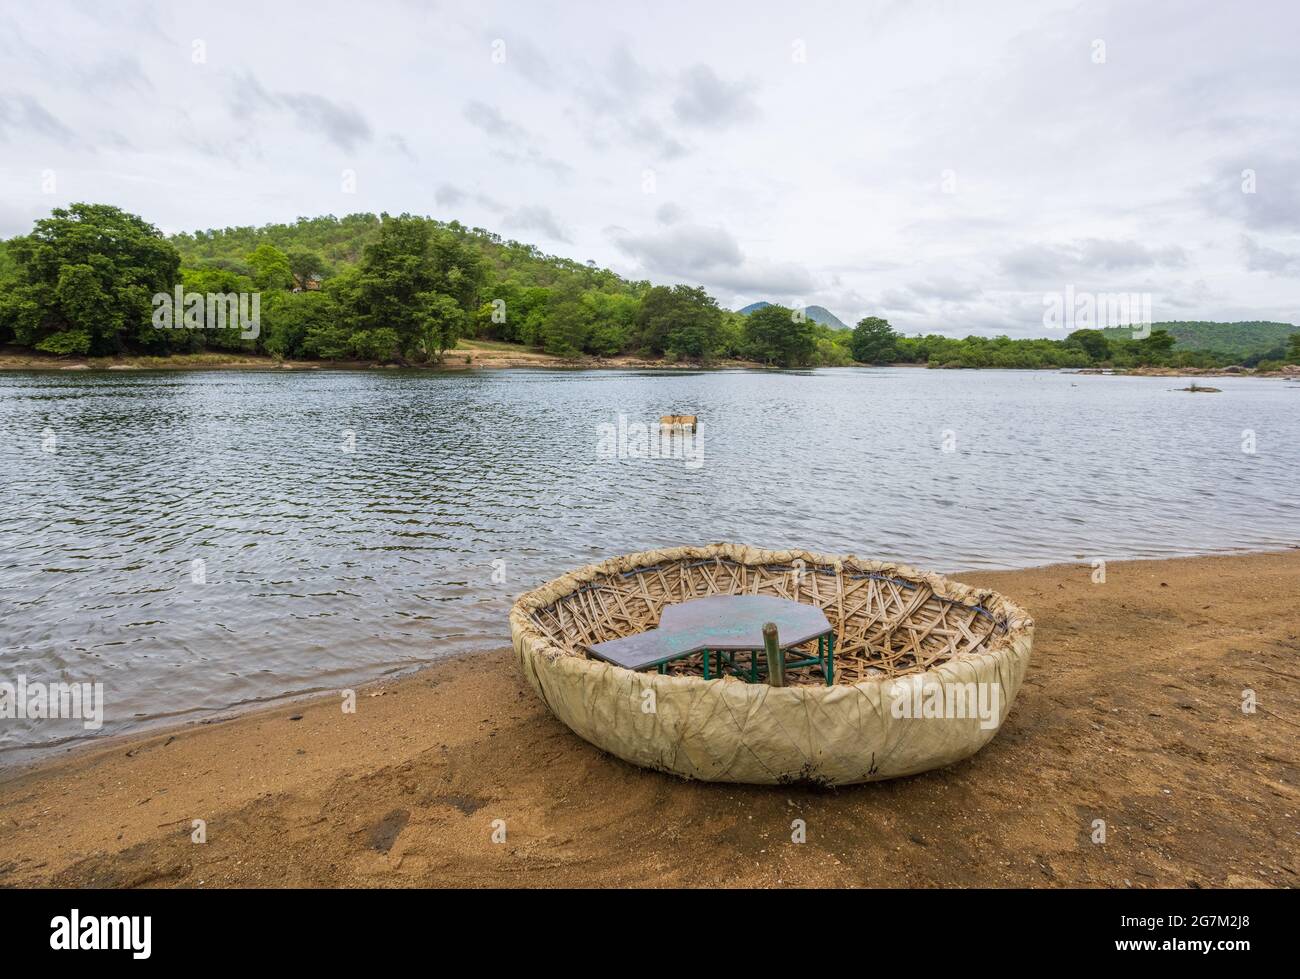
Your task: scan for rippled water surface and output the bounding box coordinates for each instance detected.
[2,367,1296,758]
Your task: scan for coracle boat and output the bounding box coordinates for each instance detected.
[510,543,1034,785]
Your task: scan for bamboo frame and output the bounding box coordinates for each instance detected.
[526,551,1014,687]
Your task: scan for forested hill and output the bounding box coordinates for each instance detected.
[2,204,1297,372]
[0,204,851,367]
[170,213,641,298]
[1100,321,1295,360]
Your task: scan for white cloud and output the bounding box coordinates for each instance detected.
[504,205,570,243]
[0,0,1296,336]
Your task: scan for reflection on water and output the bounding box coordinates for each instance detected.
[1,367,1296,758]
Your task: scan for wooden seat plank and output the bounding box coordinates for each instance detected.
[584,595,831,671]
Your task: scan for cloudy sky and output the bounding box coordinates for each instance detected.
[2,0,1297,335]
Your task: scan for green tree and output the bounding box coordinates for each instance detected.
[247,244,293,291]
[350,327,400,360]
[0,203,179,355]
[634,284,722,358]
[262,290,338,359]
[170,265,259,351]
[849,316,899,364]
[475,279,520,341]
[1067,328,1110,362]
[286,247,328,290]
[516,286,552,346]
[744,304,818,367]
[540,294,592,357]
[38,265,108,354]
[581,291,637,356]
[475,280,561,346]
[1135,328,1176,363]
[414,292,466,359]
[815,335,853,366]
[714,311,746,358]
[349,215,485,360]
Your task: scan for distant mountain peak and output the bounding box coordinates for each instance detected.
[737,301,847,329]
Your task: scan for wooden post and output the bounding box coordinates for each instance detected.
[763,622,785,688]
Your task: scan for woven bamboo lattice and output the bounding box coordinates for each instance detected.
[527,552,1010,685]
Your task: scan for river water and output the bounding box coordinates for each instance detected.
[1,366,1296,759]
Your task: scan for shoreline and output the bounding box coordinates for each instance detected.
[2,550,1296,888]
[0,345,763,374]
[2,345,1296,377]
[6,542,1297,771]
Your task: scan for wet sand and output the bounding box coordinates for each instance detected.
[1,551,1296,888]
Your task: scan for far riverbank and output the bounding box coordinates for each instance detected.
[3,342,1297,377]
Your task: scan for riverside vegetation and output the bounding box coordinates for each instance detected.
[1,203,1297,371]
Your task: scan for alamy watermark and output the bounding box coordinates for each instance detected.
[1042,286,1152,338]
[596,414,704,469]
[152,286,260,339]
[889,675,1001,730]
[50,909,150,959]
[0,675,104,730]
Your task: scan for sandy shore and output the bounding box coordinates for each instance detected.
[1,551,1296,888]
